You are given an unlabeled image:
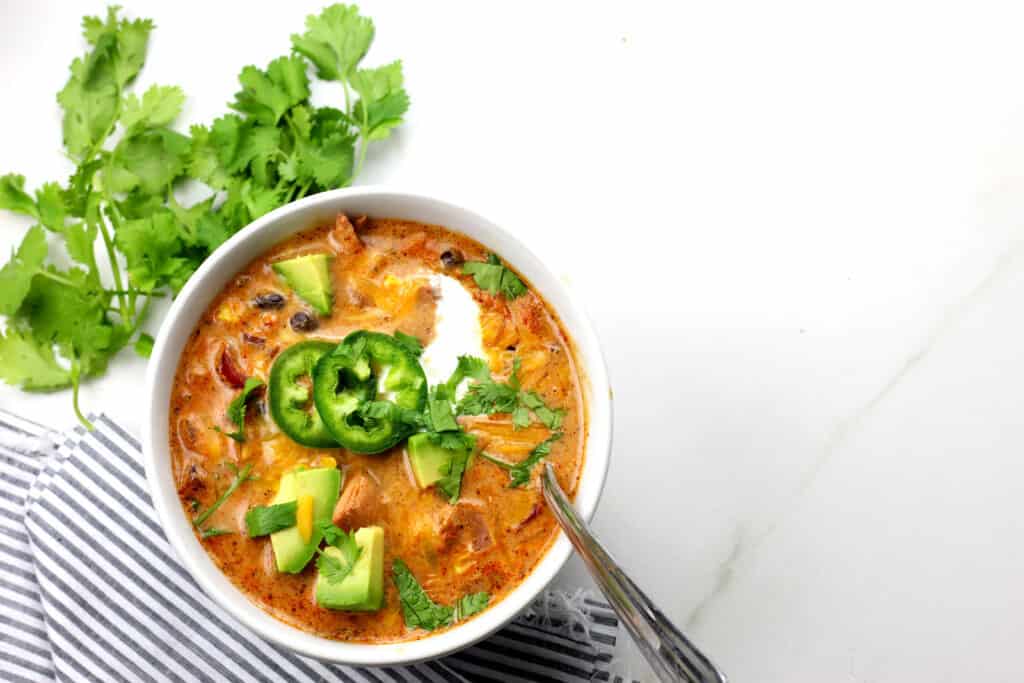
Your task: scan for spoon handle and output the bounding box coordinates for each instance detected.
[541,464,728,683]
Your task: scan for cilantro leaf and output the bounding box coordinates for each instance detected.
[481,432,563,488]
[454,593,490,622]
[435,441,473,504]
[392,558,454,630]
[425,397,459,433]
[120,85,186,133]
[316,522,362,583]
[231,56,310,126]
[355,400,424,430]
[519,390,567,430]
[187,124,233,190]
[20,267,119,378]
[351,61,409,141]
[392,559,492,630]
[0,174,39,218]
[458,378,519,416]
[463,254,527,299]
[134,333,154,358]
[435,354,490,402]
[105,128,191,196]
[35,182,68,232]
[245,501,298,537]
[58,55,118,159]
[221,377,265,442]
[290,4,375,83]
[392,330,422,356]
[60,7,153,159]
[0,226,47,316]
[114,210,197,293]
[0,327,72,391]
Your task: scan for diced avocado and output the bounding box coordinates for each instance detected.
[407,433,471,489]
[272,254,334,315]
[315,526,384,611]
[407,433,449,488]
[270,467,341,573]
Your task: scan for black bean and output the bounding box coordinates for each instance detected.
[253,292,286,309]
[290,311,318,332]
[440,249,463,268]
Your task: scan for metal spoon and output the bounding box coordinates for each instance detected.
[541,463,728,683]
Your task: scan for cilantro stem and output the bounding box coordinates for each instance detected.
[99,193,136,319]
[354,100,370,179]
[95,217,132,322]
[478,452,514,470]
[193,462,254,528]
[35,269,78,287]
[69,358,95,431]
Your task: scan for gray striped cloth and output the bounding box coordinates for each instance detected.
[0,412,633,683]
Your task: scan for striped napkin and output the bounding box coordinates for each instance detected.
[0,412,636,683]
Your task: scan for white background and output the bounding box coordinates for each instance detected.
[3,2,1024,680]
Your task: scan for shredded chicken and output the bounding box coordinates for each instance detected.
[332,470,382,530]
[438,505,493,553]
[329,213,364,255]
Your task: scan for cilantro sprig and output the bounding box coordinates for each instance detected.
[245,500,298,537]
[316,522,362,584]
[193,462,256,535]
[0,4,408,428]
[463,254,527,300]
[480,432,563,488]
[220,377,265,442]
[455,356,566,430]
[392,558,489,631]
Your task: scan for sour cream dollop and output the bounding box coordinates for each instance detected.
[419,274,485,395]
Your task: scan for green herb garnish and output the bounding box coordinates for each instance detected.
[454,592,490,622]
[435,441,473,503]
[462,253,527,300]
[193,462,255,530]
[245,500,298,537]
[200,527,233,539]
[134,333,154,358]
[392,558,490,630]
[220,377,265,442]
[316,522,362,584]
[480,432,563,488]
[0,4,408,428]
[455,356,565,430]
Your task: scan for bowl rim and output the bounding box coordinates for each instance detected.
[142,185,613,666]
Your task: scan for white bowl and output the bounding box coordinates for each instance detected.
[143,187,613,666]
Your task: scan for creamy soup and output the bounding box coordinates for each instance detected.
[169,214,586,643]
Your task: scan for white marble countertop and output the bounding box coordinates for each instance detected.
[3,2,1023,680]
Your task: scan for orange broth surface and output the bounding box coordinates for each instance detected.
[168,215,586,643]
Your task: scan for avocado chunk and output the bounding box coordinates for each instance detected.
[315,526,384,611]
[272,254,334,315]
[270,467,341,573]
[408,432,470,489]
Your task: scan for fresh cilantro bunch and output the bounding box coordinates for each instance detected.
[0,5,408,428]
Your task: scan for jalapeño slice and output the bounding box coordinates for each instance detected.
[313,331,427,454]
[268,340,339,448]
